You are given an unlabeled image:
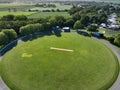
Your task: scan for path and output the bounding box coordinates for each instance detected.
[94,38,120,90]
[0,57,10,90]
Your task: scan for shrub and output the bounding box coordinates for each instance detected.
[0,32,8,45]
[2,29,17,42]
[20,24,44,36]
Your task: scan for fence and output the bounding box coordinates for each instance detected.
[0,32,42,56]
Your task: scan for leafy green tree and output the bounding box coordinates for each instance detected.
[49,17,57,27]
[42,23,51,31]
[10,21,27,34]
[68,6,83,15]
[90,15,98,24]
[20,24,44,36]
[80,15,90,26]
[72,13,81,21]
[0,32,8,45]
[65,18,75,27]
[1,15,14,21]
[87,25,98,32]
[2,29,17,42]
[14,15,28,21]
[74,20,84,29]
[114,33,120,46]
[0,21,11,30]
[55,16,66,27]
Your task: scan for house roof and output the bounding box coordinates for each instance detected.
[63,27,70,30]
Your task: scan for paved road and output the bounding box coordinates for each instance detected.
[94,38,120,90]
[0,57,10,90]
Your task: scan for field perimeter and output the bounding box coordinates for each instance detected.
[0,33,119,90]
[28,12,70,18]
[0,11,36,17]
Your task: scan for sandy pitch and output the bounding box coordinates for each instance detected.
[50,47,74,52]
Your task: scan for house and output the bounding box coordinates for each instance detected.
[62,27,70,32]
[100,23,107,28]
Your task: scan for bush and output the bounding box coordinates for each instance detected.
[108,37,115,43]
[74,20,84,29]
[20,24,44,36]
[2,29,17,42]
[114,35,120,46]
[0,32,8,45]
[1,15,14,21]
[87,25,98,32]
[14,15,28,21]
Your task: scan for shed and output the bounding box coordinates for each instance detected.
[93,32,103,37]
[62,27,70,32]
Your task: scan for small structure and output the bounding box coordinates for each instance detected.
[93,32,103,37]
[100,23,107,28]
[62,27,70,32]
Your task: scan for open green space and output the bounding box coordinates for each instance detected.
[0,33,119,90]
[0,3,33,8]
[99,28,120,37]
[0,11,36,17]
[30,3,72,11]
[28,12,71,18]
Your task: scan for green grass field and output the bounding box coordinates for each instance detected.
[0,11,36,17]
[99,28,120,37]
[0,33,119,90]
[0,3,33,8]
[30,3,72,11]
[28,12,71,18]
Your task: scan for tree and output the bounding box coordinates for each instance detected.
[0,21,11,30]
[20,24,44,36]
[1,15,14,21]
[74,20,84,29]
[2,29,17,42]
[49,17,57,27]
[80,15,90,26]
[10,21,27,34]
[65,18,75,27]
[114,33,120,46]
[87,25,98,32]
[97,13,107,24]
[14,15,28,21]
[55,16,66,27]
[72,13,81,21]
[0,32,8,45]
[90,15,98,24]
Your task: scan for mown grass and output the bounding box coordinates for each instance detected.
[30,3,72,11]
[99,28,120,37]
[0,33,119,90]
[0,3,33,8]
[28,12,71,18]
[0,11,36,17]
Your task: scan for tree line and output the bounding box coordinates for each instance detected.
[1,3,120,47]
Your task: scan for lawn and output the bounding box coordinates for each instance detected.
[0,3,33,8]
[0,33,119,90]
[28,12,71,18]
[99,28,120,37]
[30,3,72,11]
[0,11,36,17]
